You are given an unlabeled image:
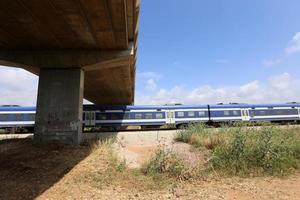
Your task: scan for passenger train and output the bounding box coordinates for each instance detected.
[0,103,300,132]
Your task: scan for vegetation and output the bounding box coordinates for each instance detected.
[141,145,191,180]
[176,123,224,149]
[176,122,300,176]
[77,139,173,190]
[76,123,300,191]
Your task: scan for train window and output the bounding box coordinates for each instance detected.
[28,114,35,121]
[224,111,230,116]
[233,110,240,116]
[15,114,23,121]
[135,113,142,119]
[273,109,298,115]
[85,112,90,120]
[258,110,267,115]
[177,112,184,117]
[0,114,9,121]
[198,111,206,117]
[98,113,107,120]
[111,113,122,120]
[156,113,163,119]
[273,110,284,115]
[187,111,195,117]
[145,113,153,119]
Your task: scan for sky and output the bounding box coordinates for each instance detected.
[1,0,300,106]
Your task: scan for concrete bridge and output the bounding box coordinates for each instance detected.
[0,0,140,144]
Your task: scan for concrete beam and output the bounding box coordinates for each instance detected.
[0,43,134,70]
[34,68,84,144]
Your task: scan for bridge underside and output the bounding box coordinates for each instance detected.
[0,0,139,144]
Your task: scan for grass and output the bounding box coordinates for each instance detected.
[176,123,225,149]
[76,138,174,191]
[141,145,191,180]
[176,122,300,176]
[75,123,300,191]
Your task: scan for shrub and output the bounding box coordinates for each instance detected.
[176,123,300,176]
[141,147,188,179]
[209,125,300,175]
[202,135,224,150]
[176,123,223,149]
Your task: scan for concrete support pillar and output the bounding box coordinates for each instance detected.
[34,68,84,144]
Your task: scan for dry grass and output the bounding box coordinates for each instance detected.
[202,135,224,150]
[75,139,173,191]
[2,136,300,199]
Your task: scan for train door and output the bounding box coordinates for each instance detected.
[166,110,175,124]
[85,111,96,126]
[241,109,250,121]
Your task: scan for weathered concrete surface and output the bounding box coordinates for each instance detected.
[0,0,139,144]
[0,0,140,105]
[34,68,84,144]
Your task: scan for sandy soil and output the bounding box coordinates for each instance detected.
[0,138,299,200]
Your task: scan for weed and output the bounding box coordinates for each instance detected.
[176,123,223,149]
[209,125,300,175]
[177,123,300,176]
[141,147,189,179]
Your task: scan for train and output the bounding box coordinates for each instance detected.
[1,103,300,132]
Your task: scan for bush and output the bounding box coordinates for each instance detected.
[209,125,300,175]
[176,123,300,176]
[176,123,223,149]
[141,147,189,179]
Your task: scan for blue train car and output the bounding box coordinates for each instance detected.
[83,105,209,128]
[208,103,300,123]
[0,106,36,130]
[209,104,246,122]
[246,103,300,122]
[83,105,168,127]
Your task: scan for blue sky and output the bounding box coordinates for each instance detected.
[1,0,300,105]
[135,0,300,104]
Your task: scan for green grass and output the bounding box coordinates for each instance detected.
[176,123,225,149]
[176,123,300,176]
[141,146,188,179]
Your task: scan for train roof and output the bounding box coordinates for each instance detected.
[84,103,300,111]
[208,103,300,108]
[1,103,299,112]
[0,106,36,111]
[83,104,209,111]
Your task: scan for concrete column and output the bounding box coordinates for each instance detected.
[34,68,84,144]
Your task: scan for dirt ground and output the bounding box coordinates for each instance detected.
[0,138,300,200]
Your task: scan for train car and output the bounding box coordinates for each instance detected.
[246,103,300,122]
[83,105,167,128]
[0,105,35,133]
[83,104,210,129]
[208,103,300,123]
[209,104,247,122]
